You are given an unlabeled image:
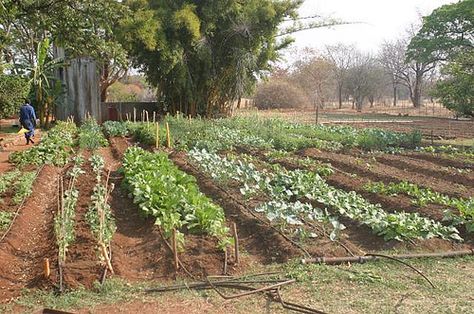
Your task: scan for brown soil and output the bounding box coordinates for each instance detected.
[168,150,301,263]
[338,118,474,140]
[61,152,104,290]
[245,147,472,252]
[374,154,474,188]
[301,148,473,199]
[0,131,42,173]
[402,151,474,169]
[0,166,60,303]
[105,138,237,282]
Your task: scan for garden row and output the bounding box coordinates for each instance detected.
[105,118,471,246]
[104,117,474,159]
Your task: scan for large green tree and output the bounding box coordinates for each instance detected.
[432,53,473,117]
[0,0,129,112]
[408,0,474,117]
[122,0,304,117]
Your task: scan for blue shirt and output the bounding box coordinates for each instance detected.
[19,104,36,123]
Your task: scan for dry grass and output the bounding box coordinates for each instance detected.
[5,256,474,313]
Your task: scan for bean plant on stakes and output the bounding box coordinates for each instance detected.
[86,155,116,273]
[55,157,84,266]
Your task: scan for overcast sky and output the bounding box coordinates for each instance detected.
[281,0,456,60]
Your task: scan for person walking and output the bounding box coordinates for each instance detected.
[19,99,37,145]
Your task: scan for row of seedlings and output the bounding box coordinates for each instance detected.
[188,148,462,243]
[122,147,232,270]
[55,156,84,291]
[1,121,78,240]
[364,181,474,232]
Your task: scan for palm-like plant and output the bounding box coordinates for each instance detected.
[29,38,64,127]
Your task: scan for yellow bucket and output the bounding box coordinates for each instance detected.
[17,127,29,135]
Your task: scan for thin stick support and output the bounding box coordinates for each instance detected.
[232,223,239,265]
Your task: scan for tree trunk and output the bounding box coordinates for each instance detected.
[338,84,343,109]
[100,87,108,103]
[393,85,397,107]
[412,77,423,108]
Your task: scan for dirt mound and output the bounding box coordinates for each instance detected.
[106,138,235,281]
[0,166,60,303]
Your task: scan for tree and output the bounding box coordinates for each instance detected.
[122,0,305,117]
[27,38,64,126]
[408,0,474,117]
[345,52,376,111]
[1,0,129,106]
[379,33,436,108]
[324,43,355,109]
[0,74,30,119]
[292,48,335,108]
[379,41,405,106]
[432,53,474,117]
[407,0,474,63]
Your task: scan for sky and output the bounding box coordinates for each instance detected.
[282,0,457,58]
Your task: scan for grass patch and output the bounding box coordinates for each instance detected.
[3,257,474,313]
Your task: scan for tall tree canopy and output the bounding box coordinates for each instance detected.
[123,0,303,117]
[408,0,474,117]
[407,0,474,63]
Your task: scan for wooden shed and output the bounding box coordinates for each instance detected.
[54,47,101,123]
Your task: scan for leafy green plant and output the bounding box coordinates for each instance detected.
[122,147,231,250]
[189,148,461,242]
[9,121,77,167]
[12,172,36,204]
[78,118,109,150]
[54,157,84,263]
[0,170,21,196]
[364,181,474,232]
[103,121,129,137]
[0,211,13,230]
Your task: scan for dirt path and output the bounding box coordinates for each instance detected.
[0,166,60,303]
[301,149,473,199]
[0,131,42,173]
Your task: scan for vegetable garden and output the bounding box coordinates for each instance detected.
[0,115,473,309]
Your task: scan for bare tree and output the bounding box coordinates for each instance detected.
[379,29,437,108]
[345,52,376,111]
[324,43,355,109]
[292,48,335,109]
[379,40,405,106]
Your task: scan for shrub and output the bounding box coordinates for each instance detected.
[254,80,309,110]
[0,75,31,119]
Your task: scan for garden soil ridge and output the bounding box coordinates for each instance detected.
[0,165,60,303]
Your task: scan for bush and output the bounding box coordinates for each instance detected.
[433,54,474,118]
[0,75,31,119]
[254,80,309,110]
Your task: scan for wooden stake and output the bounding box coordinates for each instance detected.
[172,229,179,271]
[43,258,51,278]
[223,247,228,275]
[100,243,115,274]
[155,123,160,149]
[133,108,136,123]
[232,223,240,265]
[153,111,156,123]
[166,122,171,148]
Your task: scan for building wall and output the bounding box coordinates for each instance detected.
[54,47,101,123]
